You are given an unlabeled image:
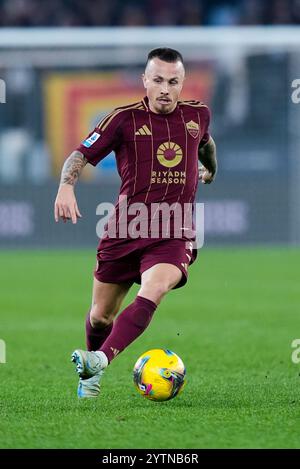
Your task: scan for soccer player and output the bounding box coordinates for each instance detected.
[54,48,217,398]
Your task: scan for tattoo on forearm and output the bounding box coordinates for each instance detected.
[60,151,88,186]
[198,137,217,175]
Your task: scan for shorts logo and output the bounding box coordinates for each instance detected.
[156,141,183,168]
[186,120,199,138]
[181,262,188,271]
[82,132,101,148]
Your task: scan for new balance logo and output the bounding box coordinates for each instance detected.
[135,125,151,136]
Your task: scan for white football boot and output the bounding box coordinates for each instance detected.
[71,349,108,398]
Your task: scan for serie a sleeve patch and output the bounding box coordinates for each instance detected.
[82,131,101,148]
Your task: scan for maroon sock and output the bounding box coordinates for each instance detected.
[99,296,157,363]
[85,312,113,351]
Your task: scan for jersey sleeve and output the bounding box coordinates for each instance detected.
[199,106,211,148]
[76,111,124,166]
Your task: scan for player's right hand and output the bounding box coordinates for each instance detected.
[54,184,82,224]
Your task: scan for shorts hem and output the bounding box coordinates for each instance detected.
[94,271,137,285]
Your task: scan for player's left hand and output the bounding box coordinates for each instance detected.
[198,165,215,184]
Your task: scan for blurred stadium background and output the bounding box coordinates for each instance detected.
[1,0,300,451]
[0,1,300,248]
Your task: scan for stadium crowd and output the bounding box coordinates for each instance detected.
[0,0,300,27]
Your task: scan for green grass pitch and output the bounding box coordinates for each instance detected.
[0,247,299,449]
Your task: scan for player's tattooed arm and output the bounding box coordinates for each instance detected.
[60,150,88,186]
[198,136,217,184]
[54,151,87,223]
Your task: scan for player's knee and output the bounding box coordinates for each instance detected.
[90,314,112,329]
[90,306,113,329]
[142,281,170,302]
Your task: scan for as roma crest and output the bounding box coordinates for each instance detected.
[186,120,199,138]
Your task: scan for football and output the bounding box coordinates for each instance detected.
[133,349,186,402]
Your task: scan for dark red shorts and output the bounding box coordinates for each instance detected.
[94,238,197,289]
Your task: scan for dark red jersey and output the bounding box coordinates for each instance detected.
[77,96,211,256]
